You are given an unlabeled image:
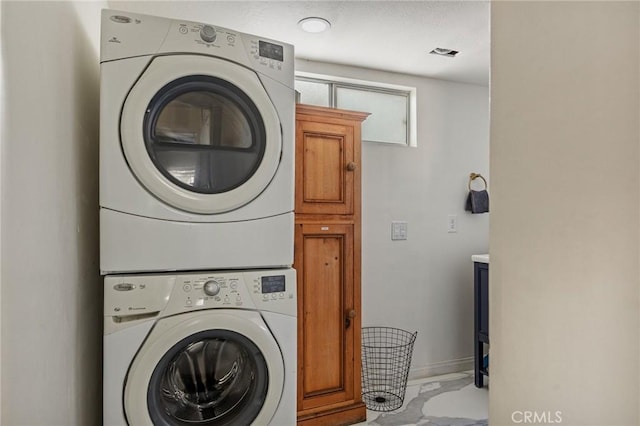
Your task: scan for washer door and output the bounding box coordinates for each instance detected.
[121,55,281,214]
[124,311,284,426]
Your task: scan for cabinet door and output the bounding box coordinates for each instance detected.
[295,223,359,413]
[296,120,356,215]
[476,262,489,340]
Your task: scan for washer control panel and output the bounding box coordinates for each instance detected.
[169,269,296,316]
[178,274,247,310]
[104,269,296,334]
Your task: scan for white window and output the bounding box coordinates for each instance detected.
[295,74,417,147]
[295,79,330,107]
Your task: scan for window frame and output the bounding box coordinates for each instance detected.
[295,73,417,147]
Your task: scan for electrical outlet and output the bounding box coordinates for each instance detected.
[391,221,408,240]
[447,215,457,233]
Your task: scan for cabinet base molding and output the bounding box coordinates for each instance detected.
[297,402,367,426]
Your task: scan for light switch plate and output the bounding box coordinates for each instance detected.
[447,215,457,233]
[391,221,408,240]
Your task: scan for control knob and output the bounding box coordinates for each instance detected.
[200,25,217,43]
[203,280,221,296]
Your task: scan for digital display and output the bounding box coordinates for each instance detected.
[261,275,286,294]
[259,41,284,62]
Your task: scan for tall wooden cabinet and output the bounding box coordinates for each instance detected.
[294,104,369,426]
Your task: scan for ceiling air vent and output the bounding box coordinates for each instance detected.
[430,48,459,57]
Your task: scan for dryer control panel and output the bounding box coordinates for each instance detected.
[100,9,295,88]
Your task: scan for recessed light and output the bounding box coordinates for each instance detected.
[430,48,460,57]
[298,17,331,33]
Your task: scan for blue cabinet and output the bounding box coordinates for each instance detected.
[474,261,489,388]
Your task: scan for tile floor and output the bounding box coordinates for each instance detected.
[355,371,488,426]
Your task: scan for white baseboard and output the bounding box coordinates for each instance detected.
[408,356,475,381]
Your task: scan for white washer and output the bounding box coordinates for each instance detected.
[104,268,296,426]
[100,10,295,274]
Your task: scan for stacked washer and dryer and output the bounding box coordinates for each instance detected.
[100,10,296,426]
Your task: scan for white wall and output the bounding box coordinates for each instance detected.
[1,1,104,424]
[491,2,639,425]
[296,60,490,378]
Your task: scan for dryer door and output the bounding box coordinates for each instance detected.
[124,310,284,426]
[121,55,281,214]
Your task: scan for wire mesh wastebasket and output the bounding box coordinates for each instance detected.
[361,327,417,412]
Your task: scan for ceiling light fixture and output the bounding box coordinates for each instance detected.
[430,47,460,57]
[298,17,331,33]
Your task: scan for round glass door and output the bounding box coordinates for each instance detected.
[145,76,266,195]
[147,330,269,426]
[120,55,282,214]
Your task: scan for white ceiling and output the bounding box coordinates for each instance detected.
[110,1,490,86]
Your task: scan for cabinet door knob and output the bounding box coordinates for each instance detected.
[346,162,357,171]
[345,309,357,329]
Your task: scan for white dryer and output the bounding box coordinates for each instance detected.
[100,10,295,274]
[103,268,296,425]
